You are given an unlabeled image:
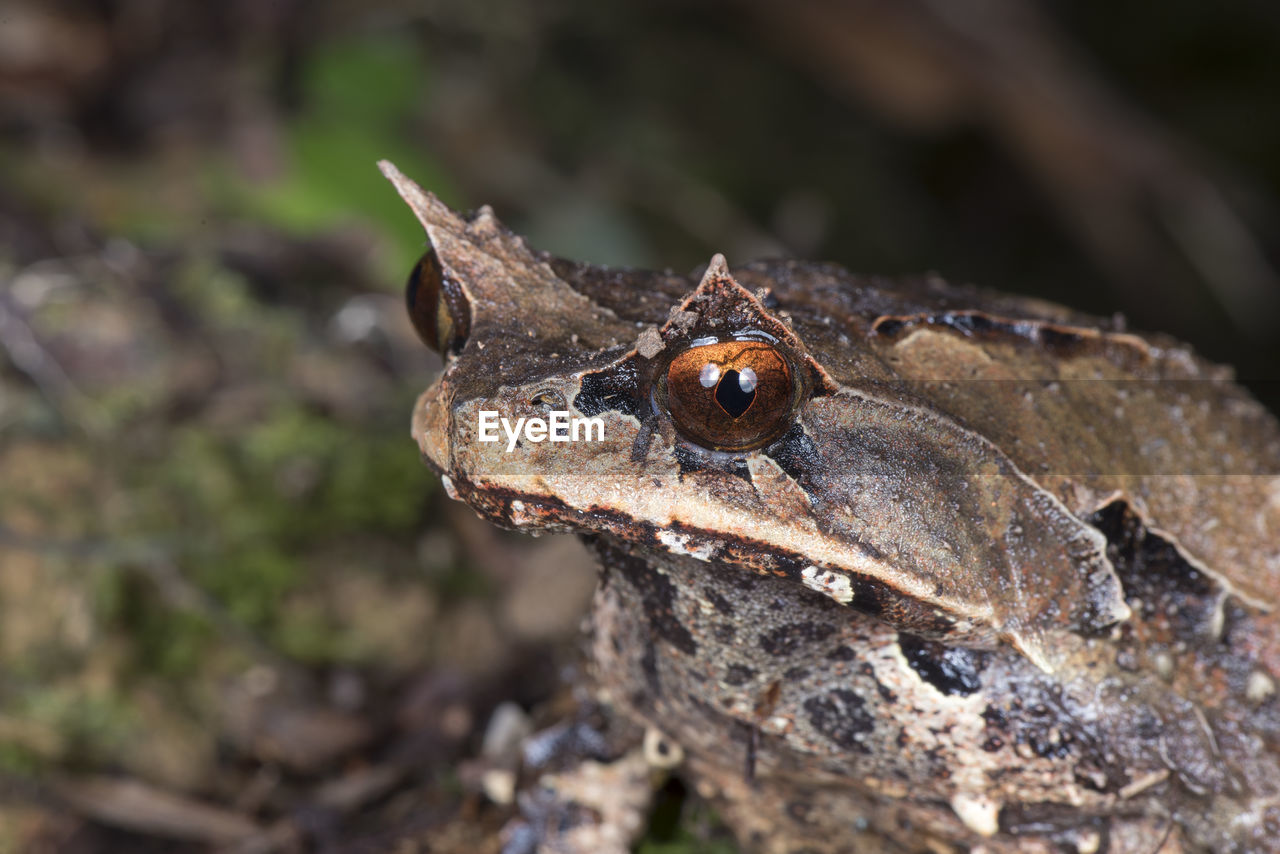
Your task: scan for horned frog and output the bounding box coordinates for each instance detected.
[383,161,1280,854]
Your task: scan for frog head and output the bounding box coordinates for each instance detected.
[382,160,1130,673]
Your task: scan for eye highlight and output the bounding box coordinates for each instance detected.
[662,339,795,451]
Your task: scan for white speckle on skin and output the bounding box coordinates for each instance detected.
[509,499,535,526]
[656,529,718,561]
[440,475,458,500]
[765,715,792,734]
[1247,670,1276,704]
[800,565,854,604]
[1153,650,1175,681]
[642,727,683,769]
[951,792,999,837]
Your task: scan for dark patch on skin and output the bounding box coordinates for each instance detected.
[1087,499,1221,642]
[672,444,754,484]
[1221,598,1253,646]
[1036,325,1085,354]
[575,360,643,419]
[870,310,1118,361]
[743,722,759,783]
[760,621,838,657]
[938,311,999,337]
[981,705,1009,732]
[998,803,1108,841]
[870,317,908,338]
[640,641,660,699]
[897,633,987,696]
[784,666,809,681]
[713,623,737,644]
[846,578,887,619]
[827,645,856,662]
[923,749,951,778]
[673,444,702,477]
[845,574,952,635]
[803,688,873,753]
[987,686,1130,795]
[764,423,819,485]
[705,590,735,615]
[1027,725,1074,759]
[630,416,656,462]
[609,545,698,656]
[723,664,756,687]
[768,554,808,576]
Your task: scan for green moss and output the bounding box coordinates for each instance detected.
[7,689,134,770]
[637,834,738,854]
[172,257,263,330]
[0,742,41,776]
[104,392,430,670]
[637,787,736,854]
[222,35,457,279]
[273,608,345,664]
[237,403,430,539]
[200,546,301,629]
[106,573,217,679]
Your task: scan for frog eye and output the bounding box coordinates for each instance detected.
[662,340,796,451]
[405,249,470,354]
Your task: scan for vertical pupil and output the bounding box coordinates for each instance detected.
[714,369,757,418]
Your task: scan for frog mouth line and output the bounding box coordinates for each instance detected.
[436,471,996,644]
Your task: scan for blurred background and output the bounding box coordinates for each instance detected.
[0,0,1277,851]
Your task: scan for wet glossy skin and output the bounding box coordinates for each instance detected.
[384,161,1280,853]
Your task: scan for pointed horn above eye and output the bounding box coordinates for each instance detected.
[378,160,468,237]
[698,253,731,288]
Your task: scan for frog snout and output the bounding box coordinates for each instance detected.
[412,381,451,472]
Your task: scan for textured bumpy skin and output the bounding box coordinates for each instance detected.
[381,162,1280,853]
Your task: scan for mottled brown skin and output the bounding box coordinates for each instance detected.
[382,162,1280,853]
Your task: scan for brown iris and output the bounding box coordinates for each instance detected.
[405,249,470,354]
[663,340,795,451]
